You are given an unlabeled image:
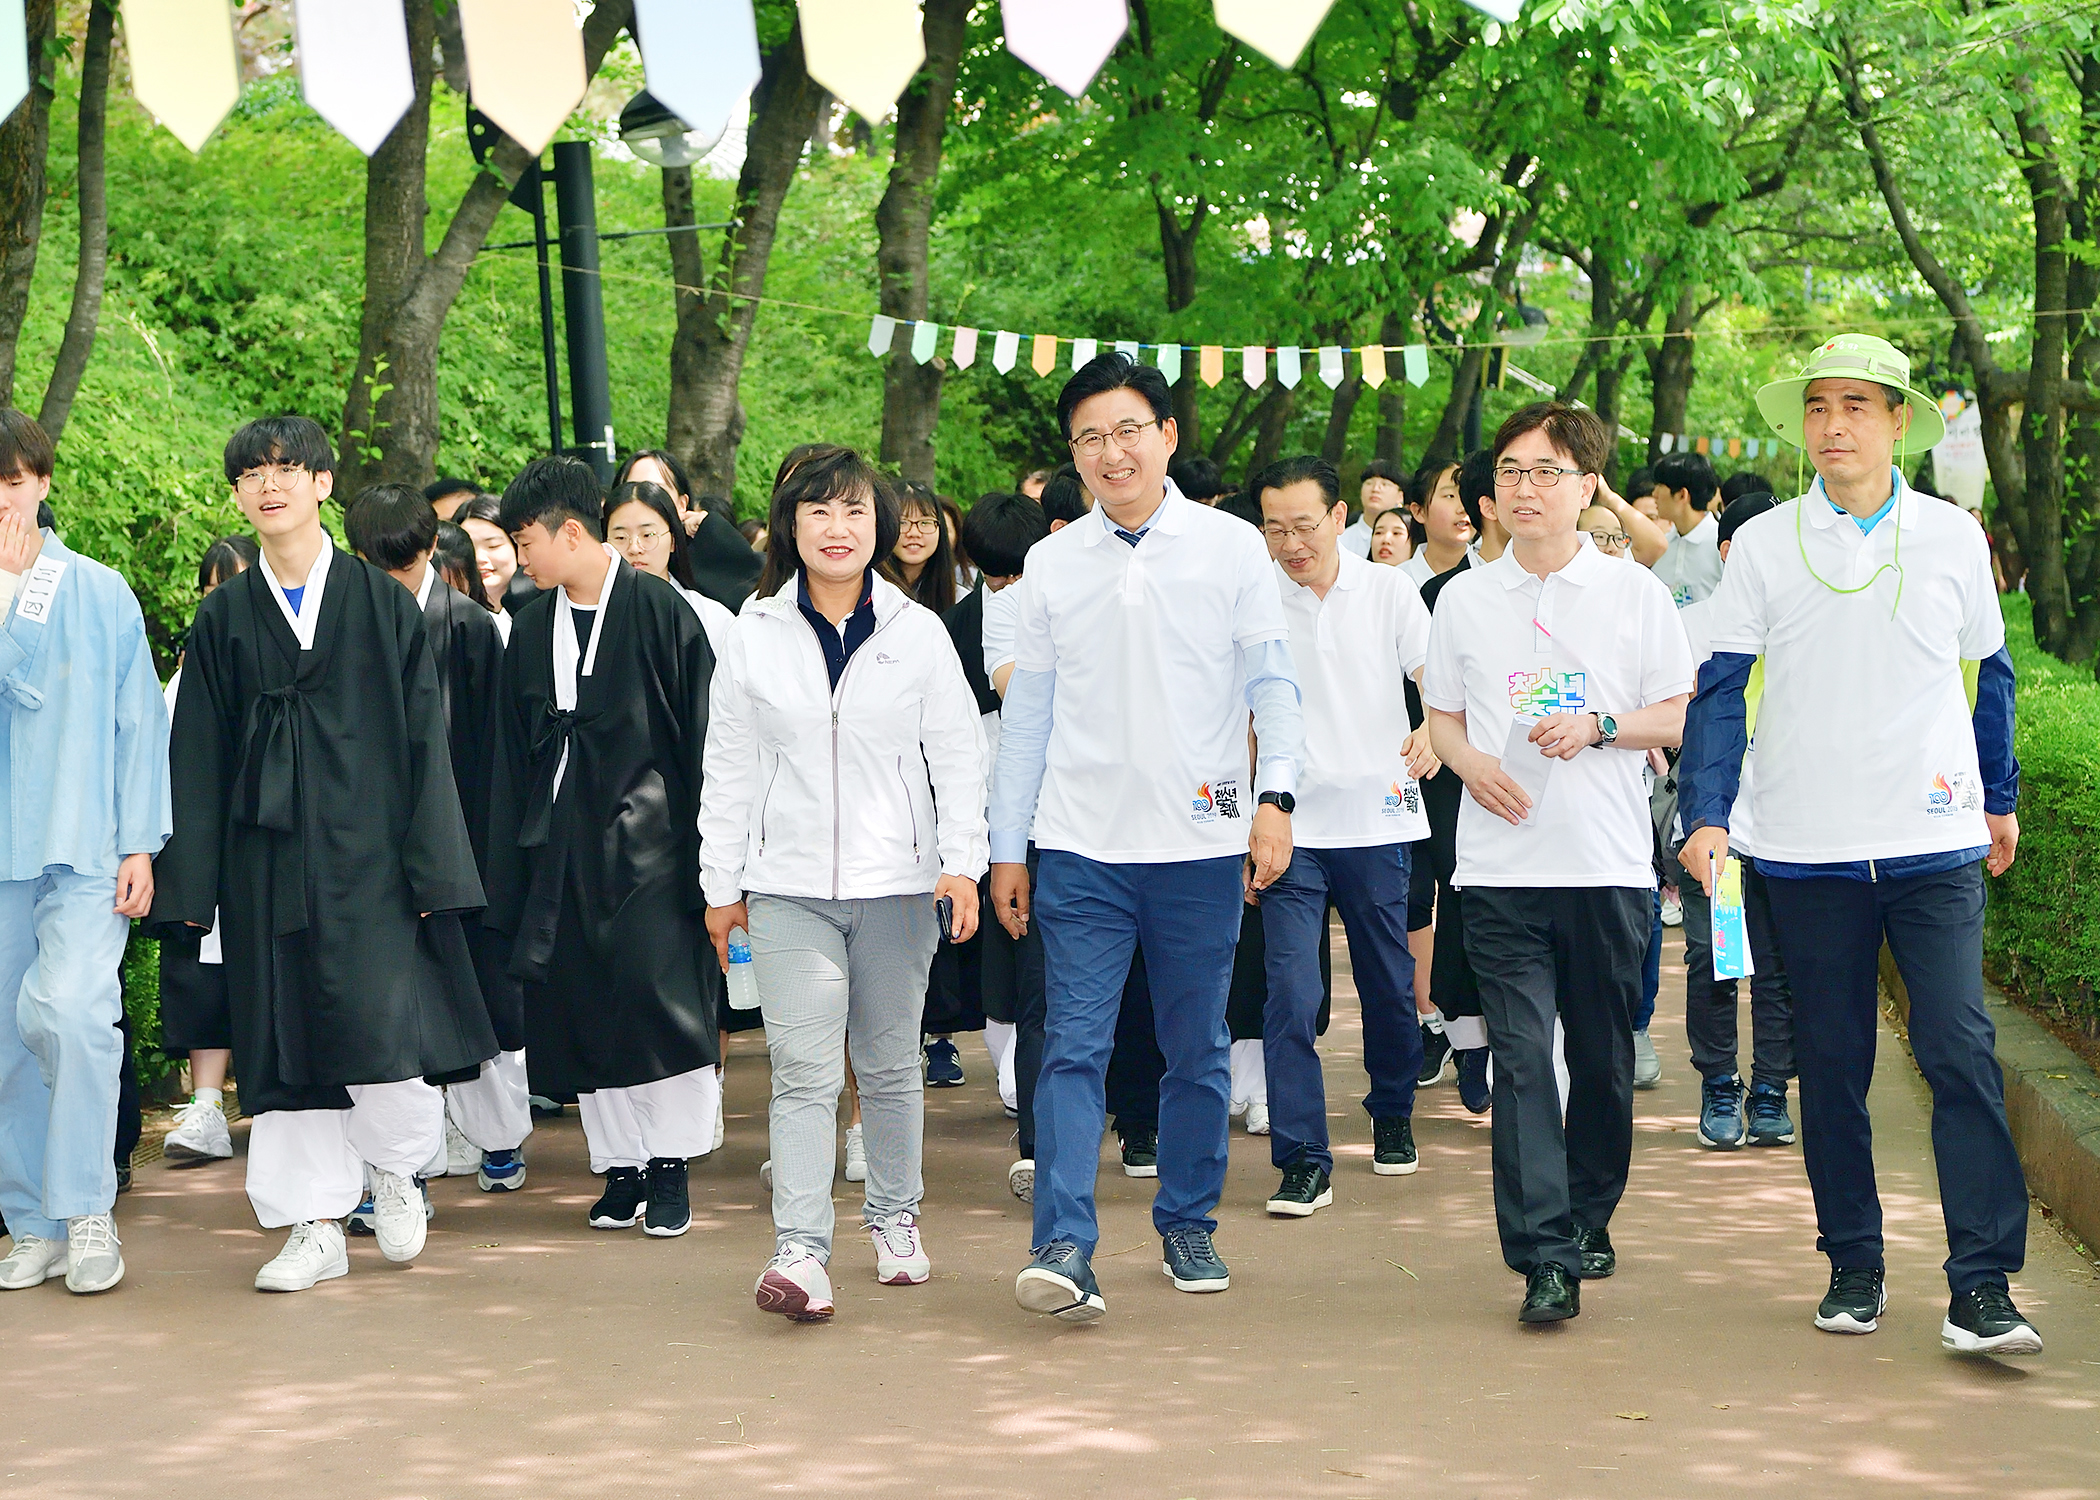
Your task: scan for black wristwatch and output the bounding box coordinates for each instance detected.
[1595,712,1618,747]
[1258,791,1296,815]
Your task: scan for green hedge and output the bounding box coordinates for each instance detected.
[1987,595,2100,1034]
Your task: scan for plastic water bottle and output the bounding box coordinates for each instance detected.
[726,926,760,1011]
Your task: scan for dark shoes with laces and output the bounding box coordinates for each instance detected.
[1016,1240,1106,1323]
[1815,1265,1888,1333]
[1118,1124,1160,1178]
[1520,1263,1579,1323]
[1266,1159,1333,1217]
[588,1166,649,1230]
[1372,1116,1418,1175]
[1573,1226,1615,1279]
[1161,1226,1230,1292]
[643,1157,691,1237]
[1943,1284,2043,1355]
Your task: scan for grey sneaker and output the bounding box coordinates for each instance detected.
[1632,1029,1662,1089]
[64,1213,124,1295]
[0,1232,68,1289]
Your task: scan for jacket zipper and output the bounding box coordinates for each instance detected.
[786,597,907,901]
[756,762,782,855]
[897,755,920,863]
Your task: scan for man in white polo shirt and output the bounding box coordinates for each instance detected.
[1679,333,2038,1357]
[1422,403,1693,1325]
[1254,455,1439,1216]
[1646,452,1725,607]
[991,352,1304,1323]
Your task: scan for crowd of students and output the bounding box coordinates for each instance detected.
[0,332,2046,1359]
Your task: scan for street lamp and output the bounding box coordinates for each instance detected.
[618,90,725,170]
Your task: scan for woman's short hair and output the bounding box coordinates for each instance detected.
[757,447,901,599]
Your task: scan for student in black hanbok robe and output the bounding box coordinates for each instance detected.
[348,486,532,1193]
[149,418,496,1293]
[486,457,720,1238]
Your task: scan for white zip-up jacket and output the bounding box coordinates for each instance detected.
[700,573,989,906]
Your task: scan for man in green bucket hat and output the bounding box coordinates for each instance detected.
[1677,333,2040,1357]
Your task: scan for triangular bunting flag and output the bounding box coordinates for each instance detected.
[459,0,587,157]
[1403,344,1430,387]
[798,0,924,123]
[1001,0,1128,98]
[1031,334,1058,376]
[1746,438,1760,460]
[1157,344,1182,385]
[1115,340,1141,361]
[293,0,415,156]
[1727,437,1742,458]
[1242,346,1267,389]
[1276,347,1302,390]
[1213,0,1336,70]
[1199,346,1225,387]
[122,0,241,153]
[1317,346,1344,390]
[868,314,898,357]
[634,0,761,153]
[1659,433,1674,453]
[0,0,28,122]
[952,327,979,370]
[1072,337,1098,370]
[992,330,1020,373]
[911,321,939,364]
[1695,437,1711,455]
[1361,345,1387,389]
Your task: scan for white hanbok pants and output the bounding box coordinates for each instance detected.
[246,1078,444,1228]
[446,1050,534,1153]
[577,1066,720,1173]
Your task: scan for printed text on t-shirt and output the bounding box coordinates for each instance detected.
[1506,669,1587,717]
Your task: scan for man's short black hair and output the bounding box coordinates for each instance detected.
[1457,449,1497,532]
[345,484,441,572]
[424,476,479,505]
[1652,451,1720,505]
[961,492,1049,578]
[1493,402,1611,476]
[1169,456,1226,501]
[1719,470,1770,507]
[500,455,603,541]
[1039,464,1091,526]
[1717,493,1778,546]
[1625,464,1654,499]
[224,415,335,484]
[0,407,54,480]
[1252,455,1341,509]
[1057,351,1172,441]
[36,500,55,530]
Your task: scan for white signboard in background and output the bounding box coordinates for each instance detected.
[1933,391,1988,512]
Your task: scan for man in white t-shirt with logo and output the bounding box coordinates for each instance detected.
[1422,403,1694,1325]
[991,353,1304,1323]
[1679,333,2039,1357]
[1254,456,1439,1217]
[1646,452,1726,607]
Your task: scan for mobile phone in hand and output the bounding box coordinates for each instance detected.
[935,893,955,943]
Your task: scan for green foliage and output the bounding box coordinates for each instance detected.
[1986,595,2100,1033]
[119,927,177,1091]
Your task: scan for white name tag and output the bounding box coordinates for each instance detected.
[15,554,66,625]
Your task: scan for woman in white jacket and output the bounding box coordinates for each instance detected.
[702,447,988,1324]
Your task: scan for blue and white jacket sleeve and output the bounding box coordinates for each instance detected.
[1679,652,1754,835]
[1973,646,2018,815]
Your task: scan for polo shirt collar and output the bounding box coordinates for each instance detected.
[1083,478,1192,547]
[1805,467,1919,532]
[1682,512,1718,544]
[1487,533,1610,590]
[1277,545,1365,601]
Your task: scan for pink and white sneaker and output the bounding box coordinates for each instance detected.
[869,1212,931,1285]
[755,1245,835,1322]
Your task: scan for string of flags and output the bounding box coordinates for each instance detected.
[865,314,1437,391]
[1657,432,1777,462]
[0,0,1525,158]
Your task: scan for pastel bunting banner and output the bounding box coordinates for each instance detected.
[1214,0,1336,70]
[952,326,978,369]
[1403,344,1430,387]
[1199,346,1225,387]
[1,0,28,124]
[1317,346,1344,390]
[459,0,587,157]
[1361,344,1387,389]
[1157,344,1182,385]
[911,320,939,364]
[293,0,415,156]
[798,0,925,124]
[1276,346,1302,390]
[1001,0,1127,98]
[1659,433,1674,453]
[634,0,761,150]
[1242,346,1266,390]
[868,314,898,357]
[1072,337,1097,370]
[1031,334,1058,376]
[1115,340,1141,361]
[992,330,1020,373]
[123,0,241,152]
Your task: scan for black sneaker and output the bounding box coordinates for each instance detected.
[1372,1116,1418,1176]
[1456,1048,1491,1114]
[1266,1159,1333,1217]
[924,1037,965,1088]
[643,1157,691,1237]
[588,1166,648,1230]
[1417,1023,1453,1086]
[1942,1284,2043,1356]
[1815,1265,1887,1334]
[1016,1240,1106,1322]
[1746,1080,1795,1146]
[1520,1263,1579,1323]
[1119,1124,1159,1178]
[1574,1225,1615,1279]
[1161,1225,1230,1292]
[115,1162,133,1195]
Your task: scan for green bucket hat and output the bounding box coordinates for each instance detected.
[1754,333,1946,452]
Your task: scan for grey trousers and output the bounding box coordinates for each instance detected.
[749,892,939,1261]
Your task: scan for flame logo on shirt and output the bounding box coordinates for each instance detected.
[1928,773,1953,807]
[1192,783,1215,815]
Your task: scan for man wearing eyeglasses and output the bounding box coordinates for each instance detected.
[993,352,1303,1323]
[1421,403,1694,1325]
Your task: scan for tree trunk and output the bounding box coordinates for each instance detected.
[1319,366,1363,466]
[338,0,634,494]
[1593,346,1639,485]
[0,0,56,409]
[874,0,967,486]
[665,19,823,497]
[435,0,470,95]
[1645,289,1698,462]
[38,0,113,445]
[1155,193,1205,456]
[1245,385,1296,479]
[1373,310,1407,463]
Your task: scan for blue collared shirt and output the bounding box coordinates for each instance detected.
[795,568,877,692]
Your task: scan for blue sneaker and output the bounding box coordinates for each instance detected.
[346,1192,376,1235]
[1699,1074,1745,1149]
[924,1036,965,1088]
[1016,1240,1106,1322]
[477,1149,527,1192]
[1161,1225,1230,1293]
[1746,1080,1796,1146]
[1456,1048,1491,1114]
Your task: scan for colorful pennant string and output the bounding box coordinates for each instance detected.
[1071,336,1097,370]
[1213,0,1336,70]
[292,0,415,157]
[911,320,939,364]
[1361,344,1387,389]
[1242,345,1266,389]
[798,0,926,124]
[122,0,241,153]
[992,330,1020,373]
[1276,346,1302,390]
[633,0,761,149]
[1000,0,1127,98]
[458,0,587,157]
[952,326,978,369]
[1031,333,1058,376]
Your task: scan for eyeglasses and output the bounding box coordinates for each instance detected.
[1068,419,1161,458]
[609,525,670,549]
[1261,520,1332,544]
[898,517,942,535]
[1493,464,1587,489]
[234,463,308,495]
[1584,529,1630,551]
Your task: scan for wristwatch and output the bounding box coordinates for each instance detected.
[1595,713,1618,747]
[1258,791,1296,814]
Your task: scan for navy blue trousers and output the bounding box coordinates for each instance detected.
[1033,850,1242,1254]
[1763,863,2026,1294]
[1259,842,1421,1173]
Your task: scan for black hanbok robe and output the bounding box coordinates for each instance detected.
[422,574,524,1051]
[486,555,721,1096]
[148,547,498,1114]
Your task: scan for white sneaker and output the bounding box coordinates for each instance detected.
[443,1116,479,1176]
[64,1213,124,1294]
[0,1233,69,1289]
[1661,894,1684,927]
[1244,1101,1271,1136]
[1633,1029,1662,1090]
[256,1220,349,1292]
[162,1097,233,1163]
[844,1123,867,1184]
[869,1212,930,1285]
[754,1244,835,1321]
[370,1168,428,1263]
[1008,1158,1035,1203]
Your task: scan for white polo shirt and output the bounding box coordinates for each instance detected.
[1702,475,2001,863]
[1010,487,1289,862]
[1277,550,1433,848]
[1651,513,1723,607]
[1677,598,1762,858]
[981,578,1019,680]
[1421,539,1694,888]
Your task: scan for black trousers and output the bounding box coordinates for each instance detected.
[1676,853,1795,1085]
[1463,885,1648,1276]
[1421,774,1481,1025]
[1763,863,2026,1294]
